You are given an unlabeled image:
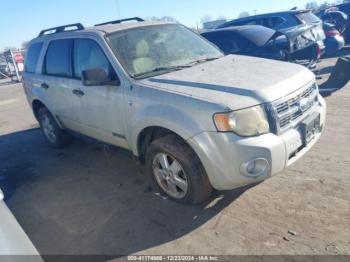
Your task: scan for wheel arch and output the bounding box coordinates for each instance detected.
[31,99,63,129]
[136,126,191,164]
[32,99,47,119]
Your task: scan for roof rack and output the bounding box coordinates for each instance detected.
[94,17,144,26]
[39,23,85,37]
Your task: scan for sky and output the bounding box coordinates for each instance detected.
[0,0,329,50]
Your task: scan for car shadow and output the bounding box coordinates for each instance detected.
[323,46,350,59]
[0,128,254,258]
[317,56,350,97]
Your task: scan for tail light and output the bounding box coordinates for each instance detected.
[325,30,340,37]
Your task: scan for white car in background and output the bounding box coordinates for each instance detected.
[0,188,41,261]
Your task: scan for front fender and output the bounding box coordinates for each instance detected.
[129,104,206,156]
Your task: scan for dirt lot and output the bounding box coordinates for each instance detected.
[0,50,350,258]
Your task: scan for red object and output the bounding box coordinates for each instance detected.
[325,30,340,37]
[14,53,24,63]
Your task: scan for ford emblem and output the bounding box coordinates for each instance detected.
[298,98,311,112]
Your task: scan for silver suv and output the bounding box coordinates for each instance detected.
[23,18,326,204]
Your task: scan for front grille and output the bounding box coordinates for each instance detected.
[273,83,318,131]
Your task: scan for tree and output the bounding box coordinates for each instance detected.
[319,1,332,10]
[144,16,178,23]
[2,46,19,52]
[21,41,29,51]
[238,11,250,18]
[200,14,212,27]
[305,1,319,10]
[216,15,227,21]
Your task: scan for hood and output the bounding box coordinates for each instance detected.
[140,55,315,110]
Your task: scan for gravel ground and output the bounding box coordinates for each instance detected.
[0,50,349,259]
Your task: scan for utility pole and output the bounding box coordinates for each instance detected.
[253,10,258,15]
[116,0,121,18]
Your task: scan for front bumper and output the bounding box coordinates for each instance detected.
[188,95,326,190]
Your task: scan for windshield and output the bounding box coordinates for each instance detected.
[107,24,223,78]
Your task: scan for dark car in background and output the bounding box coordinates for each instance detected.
[202,25,323,67]
[318,10,348,33]
[323,23,345,55]
[217,10,326,59]
[317,5,350,42]
[0,64,9,79]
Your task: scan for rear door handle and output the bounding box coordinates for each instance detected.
[41,83,49,89]
[72,89,85,97]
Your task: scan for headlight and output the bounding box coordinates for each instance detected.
[213,105,270,137]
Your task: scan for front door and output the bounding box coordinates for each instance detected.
[70,38,128,149]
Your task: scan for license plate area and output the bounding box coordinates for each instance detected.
[299,112,321,146]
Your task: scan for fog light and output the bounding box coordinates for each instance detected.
[240,158,269,177]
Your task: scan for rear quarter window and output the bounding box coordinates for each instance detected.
[261,17,285,28]
[24,42,43,73]
[224,19,257,27]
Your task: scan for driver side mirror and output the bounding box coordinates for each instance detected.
[82,68,120,86]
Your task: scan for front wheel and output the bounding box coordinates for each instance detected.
[146,135,213,204]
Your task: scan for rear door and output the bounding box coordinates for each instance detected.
[40,39,81,129]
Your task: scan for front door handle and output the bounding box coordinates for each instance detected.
[72,89,85,97]
[41,83,49,89]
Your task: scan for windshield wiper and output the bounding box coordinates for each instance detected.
[133,57,221,79]
[185,56,221,66]
[134,65,192,78]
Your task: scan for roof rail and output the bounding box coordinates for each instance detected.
[94,17,144,26]
[39,23,85,37]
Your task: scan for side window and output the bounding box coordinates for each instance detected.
[25,42,43,73]
[73,39,116,80]
[245,20,258,26]
[45,39,72,77]
[272,17,284,27]
[261,17,284,28]
[227,20,255,27]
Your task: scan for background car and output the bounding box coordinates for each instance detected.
[323,22,345,55]
[0,63,9,79]
[202,25,322,67]
[317,6,350,42]
[318,10,348,33]
[217,10,326,59]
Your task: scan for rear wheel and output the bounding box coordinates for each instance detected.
[146,135,213,204]
[37,107,71,148]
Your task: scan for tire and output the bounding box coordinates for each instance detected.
[146,135,213,204]
[37,107,71,148]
